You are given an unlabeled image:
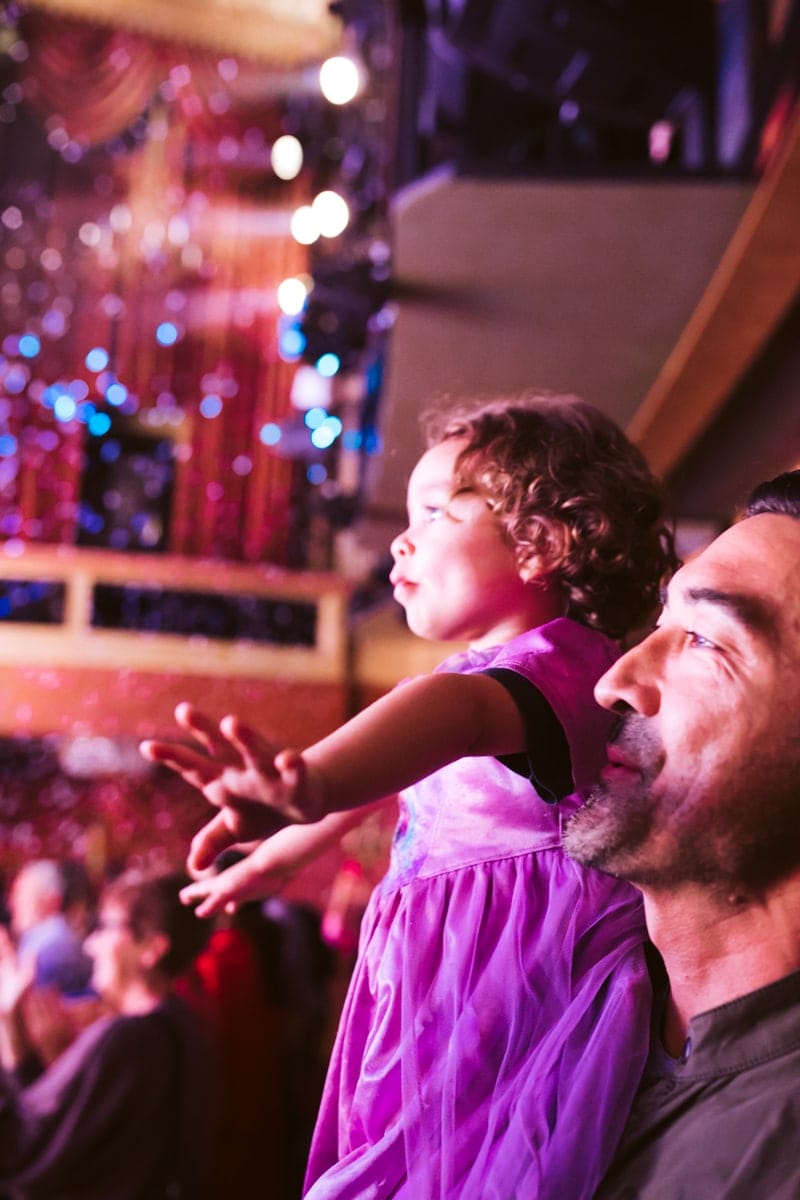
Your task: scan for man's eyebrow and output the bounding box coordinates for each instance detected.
[682,586,778,637]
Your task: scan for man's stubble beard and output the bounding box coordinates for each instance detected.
[564,716,800,895]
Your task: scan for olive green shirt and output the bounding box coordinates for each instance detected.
[596,966,800,1199]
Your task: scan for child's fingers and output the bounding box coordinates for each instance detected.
[140,740,224,791]
[176,703,237,761]
[218,715,278,770]
[187,813,241,875]
[181,882,229,919]
[273,749,314,819]
[179,879,212,905]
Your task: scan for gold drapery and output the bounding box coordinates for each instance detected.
[21,0,342,66]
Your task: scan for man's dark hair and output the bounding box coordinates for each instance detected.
[745,470,800,519]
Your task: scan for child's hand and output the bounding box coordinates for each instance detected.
[182,807,389,917]
[180,843,293,917]
[140,703,326,873]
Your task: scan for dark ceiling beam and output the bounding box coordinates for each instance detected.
[627,100,800,475]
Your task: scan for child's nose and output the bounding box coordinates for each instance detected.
[390,530,412,560]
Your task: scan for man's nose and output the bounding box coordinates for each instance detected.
[594,635,662,717]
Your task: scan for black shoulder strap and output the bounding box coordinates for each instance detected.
[484,667,573,804]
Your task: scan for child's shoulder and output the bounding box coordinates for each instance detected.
[490,618,617,674]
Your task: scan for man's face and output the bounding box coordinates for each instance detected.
[9,869,54,935]
[564,513,800,894]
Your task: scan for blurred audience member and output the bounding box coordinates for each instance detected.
[59,859,98,943]
[178,891,286,1200]
[0,869,211,1199]
[8,860,92,998]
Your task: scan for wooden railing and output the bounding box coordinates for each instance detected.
[0,544,352,684]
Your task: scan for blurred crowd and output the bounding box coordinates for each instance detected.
[0,853,338,1199]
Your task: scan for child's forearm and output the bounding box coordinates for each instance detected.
[305,672,524,816]
[252,801,389,873]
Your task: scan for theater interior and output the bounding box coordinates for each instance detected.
[0,0,797,916]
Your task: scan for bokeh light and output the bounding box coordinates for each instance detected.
[270,134,303,181]
[319,56,361,106]
[311,190,349,238]
[290,205,319,245]
[277,277,309,316]
[85,347,109,372]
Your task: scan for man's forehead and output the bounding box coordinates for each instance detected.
[670,512,800,619]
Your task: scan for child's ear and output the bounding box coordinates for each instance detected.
[519,554,552,584]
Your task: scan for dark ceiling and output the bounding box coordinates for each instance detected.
[346,0,800,549]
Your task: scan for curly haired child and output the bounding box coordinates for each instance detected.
[142,392,677,1200]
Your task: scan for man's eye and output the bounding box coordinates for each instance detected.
[687,630,716,650]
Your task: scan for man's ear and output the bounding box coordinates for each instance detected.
[140,931,170,972]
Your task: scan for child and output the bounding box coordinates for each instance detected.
[141,393,677,1200]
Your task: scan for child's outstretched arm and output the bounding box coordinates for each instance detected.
[180,801,392,917]
[141,672,525,871]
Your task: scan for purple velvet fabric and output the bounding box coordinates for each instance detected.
[304,620,652,1199]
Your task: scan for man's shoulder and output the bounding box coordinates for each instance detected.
[598,973,800,1199]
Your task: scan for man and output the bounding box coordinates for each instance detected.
[563,469,800,1199]
[8,860,93,997]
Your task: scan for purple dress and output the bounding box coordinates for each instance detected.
[304,619,651,1200]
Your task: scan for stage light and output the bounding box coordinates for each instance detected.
[319,56,361,105]
[271,134,304,181]
[156,322,179,346]
[277,277,309,316]
[200,394,223,419]
[290,204,319,245]
[106,382,128,407]
[311,190,349,238]
[316,352,340,377]
[259,422,282,446]
[85,347,109,372]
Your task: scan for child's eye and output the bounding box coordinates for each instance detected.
[423,505,445,523]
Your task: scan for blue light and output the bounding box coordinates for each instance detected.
[100,440,121,463]
[0,434,17,456]
[53,394,77,422]
[85,347,109,372]
[79,507,105,535]
[310,415,343,450]
[307,463,328,484]
[315,353,340,378]
[18,334,40,358]
[88,411,112,436]
[311,423,338,450]
[106,382,128,407]
[156,322,179,346]
[199,393,223,419]
[259,423,281,446]
[77,402,96,423]
[342,430,361,450]
[278,327,305,359]
[304,407,327,430]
